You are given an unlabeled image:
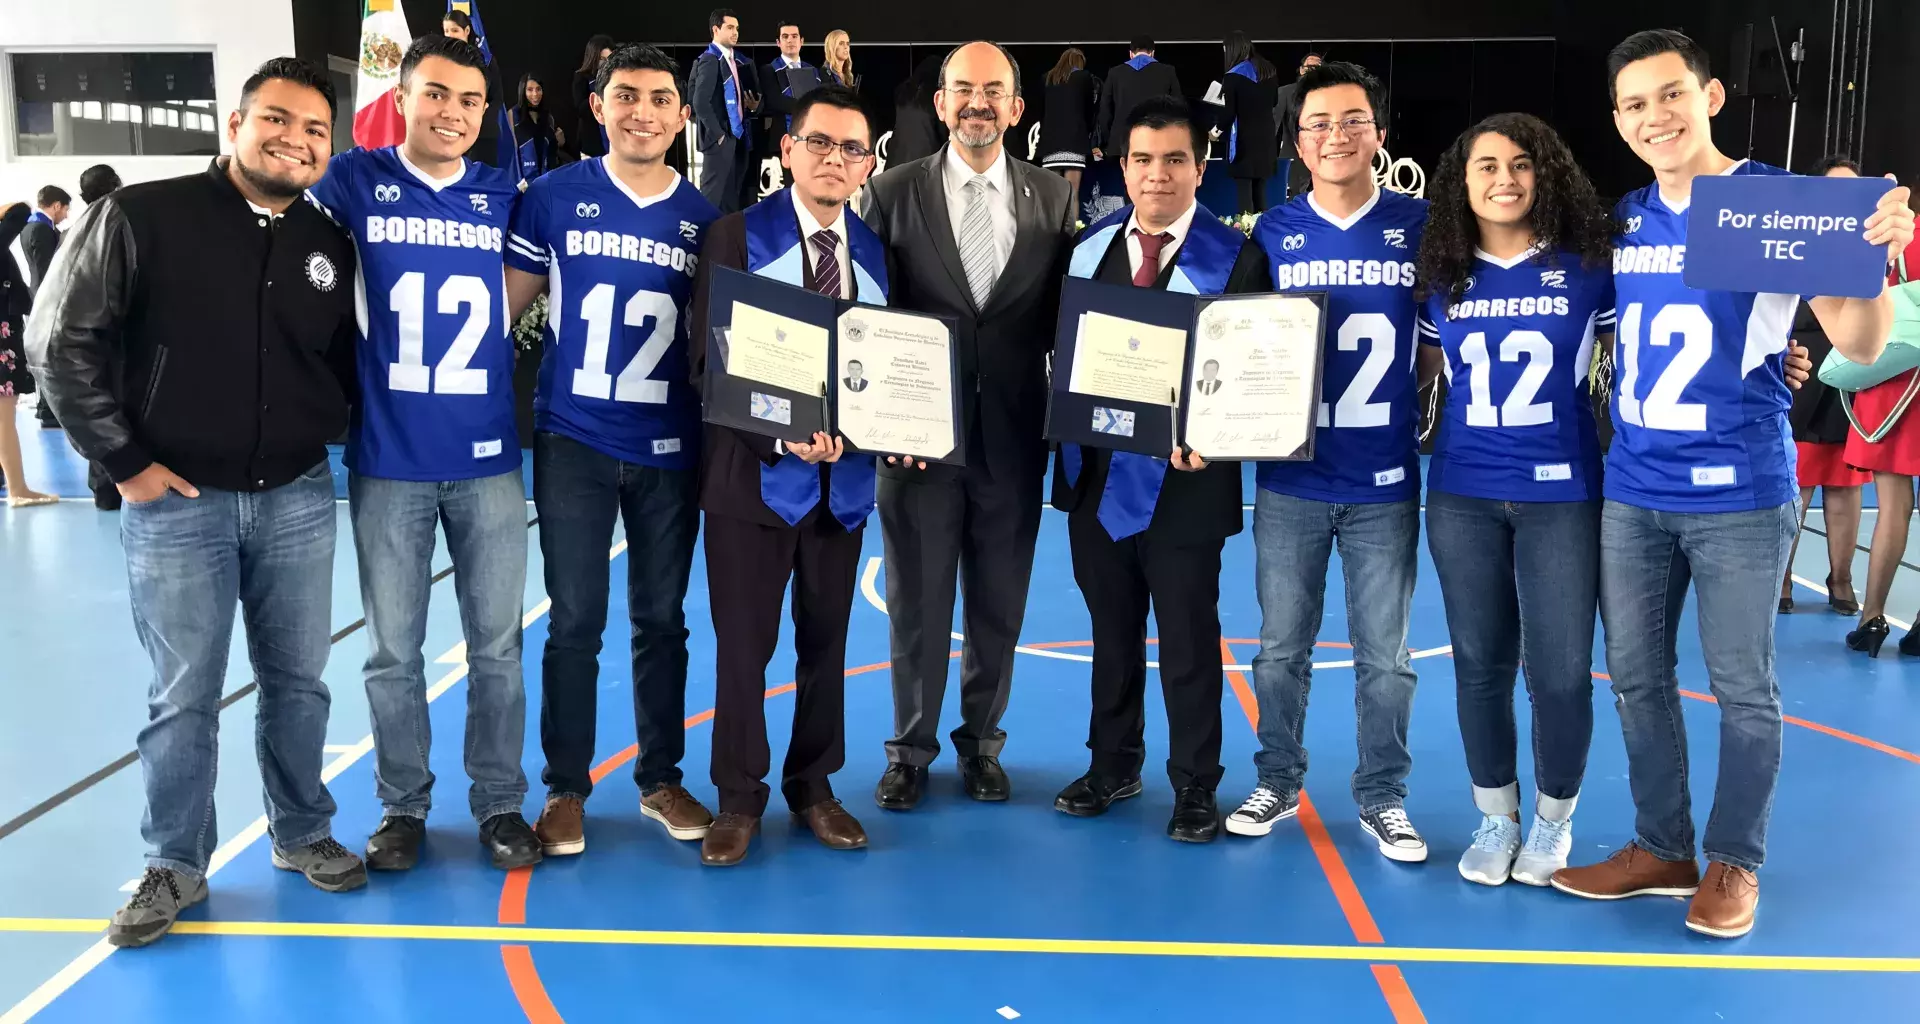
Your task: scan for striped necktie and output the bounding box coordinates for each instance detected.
[957,175,998,308]
[809,229,842,297]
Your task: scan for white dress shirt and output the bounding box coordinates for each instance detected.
[792,188,850,299]
[1123,201,1199,282]
[942,144,1017,275]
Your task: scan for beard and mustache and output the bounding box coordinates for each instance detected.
[233,147,319,201]
[952,105,1003,148]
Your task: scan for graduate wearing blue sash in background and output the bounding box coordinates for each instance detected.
[687,86,890,867]
[689,9,761,213]
[1049,97,1269,844]
[1214,32,1280,216]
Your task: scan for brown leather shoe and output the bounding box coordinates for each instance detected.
[641,784,714,841]
[1550,843,1701,899]
[792,798,869,850]
[1686,861,1759,938]
[534,796,585,856]
[699,812,759,867]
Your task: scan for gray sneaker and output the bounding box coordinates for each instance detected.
[271,837,369,892]
[108,867,208,948]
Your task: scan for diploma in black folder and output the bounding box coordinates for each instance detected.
[702,265,965,465]
[1045,276,1328,461]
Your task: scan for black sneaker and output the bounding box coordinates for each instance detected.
[480,812,543,870]
[1359,807,1429,863]
[364,815,426,871]
[1223,785,1299,837]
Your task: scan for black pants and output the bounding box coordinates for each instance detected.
[1068,513,1226,791]
[877,458,1044,766]
[697,135,752,214]
[1235,177,1270,215]
[704,511,863,816]
[533,431,700,800]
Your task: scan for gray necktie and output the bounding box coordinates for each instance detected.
[957,175,998,307]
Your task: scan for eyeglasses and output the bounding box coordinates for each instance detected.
[791,134,872,161]
[944,84,1011,104]
[1298,116,1378,138]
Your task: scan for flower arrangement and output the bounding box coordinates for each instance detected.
[512,294,548,351]
[1220,212,1262,235]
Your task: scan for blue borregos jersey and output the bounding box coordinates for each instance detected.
[1417,249,1614,502]
[505,160,717,468]
[1252,188,1427,503]
[1607,160,1800,512]
[308,147,522,481]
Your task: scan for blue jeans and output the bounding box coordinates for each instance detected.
[1426,492,1599,813]
[532,431,699,799]
[1249,490,1420,812]
[1598,499,1796,873]
[123,461,339,880]
[350,468,529,822]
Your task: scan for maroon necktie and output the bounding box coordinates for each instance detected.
[1132,228,1171,287]
[810,229,842,297]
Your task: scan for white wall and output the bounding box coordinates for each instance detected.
[0,0,296,208]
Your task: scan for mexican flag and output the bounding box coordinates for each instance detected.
[352,0,410,149]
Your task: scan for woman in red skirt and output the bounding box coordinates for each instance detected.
[1843,188,1920,657]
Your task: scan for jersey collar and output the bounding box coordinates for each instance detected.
[1473,243,1543,271]
[396,146,469,192]
[1306,184,1381,231]
[599,157,682,210]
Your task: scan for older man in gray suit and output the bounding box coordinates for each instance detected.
[858,41,1077,809]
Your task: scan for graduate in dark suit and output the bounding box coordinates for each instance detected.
[688,9,762,212]
[1050,95,1269,843]
[686,85,888,867]
[1092,39,1182,163]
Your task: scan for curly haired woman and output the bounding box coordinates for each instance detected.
[1412,113,1616,887]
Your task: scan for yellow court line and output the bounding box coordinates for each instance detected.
[2,918,1917,974]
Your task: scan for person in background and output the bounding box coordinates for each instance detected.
[859,41,1078,810]
[1036,48,1096,198]
[761,18,821,188]
[27,56,366,946]
[442,9,510,169]
[571,34,616,160]
[46,165,123,453]
[1214,31,1279,215]
[1412,112,1617,887]
[689,8,762,213]
[822,30,857,91]
[501,43,720,858]
[686,84,884,867]
[1780,156,1869,617]
[21,185,67,296]
[1841,174,1920,656]
[512,73,563,182]
[0,201,55,506]
[1049,95,1268,844]
[1272,53,1322,200]
[1092,38,1181,164]
[887,54,947,168]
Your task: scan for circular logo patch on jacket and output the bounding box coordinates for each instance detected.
[306,253,337,292]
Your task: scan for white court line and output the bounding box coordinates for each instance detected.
[857,557,1451,671]
[1,538,619,1024]
[1792,574,1912,631]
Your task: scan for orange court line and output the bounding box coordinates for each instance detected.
[500,945,564,1024]
[1221,639,1420,1022]
[1589,671,1920,765]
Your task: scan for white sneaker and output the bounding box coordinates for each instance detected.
[1510,812,1574,886]
[1457,814,1521,885]
[1224,786,1299,837]
[1359,807,1428,863]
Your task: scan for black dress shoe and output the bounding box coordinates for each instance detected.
[480,812,543,870]
[1167,787,1220,843]
[874,764,926,810]
[1053,772,1143,817]
[364,815,426,871]
[959,755,1010,802]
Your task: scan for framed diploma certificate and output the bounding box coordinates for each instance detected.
[1045,276,1327,461]
[702,266,964,464]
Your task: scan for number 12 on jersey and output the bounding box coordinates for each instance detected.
[571,284,676,405]
[388,272,494,396]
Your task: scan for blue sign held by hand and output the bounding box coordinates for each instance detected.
[1684,174,1895,299]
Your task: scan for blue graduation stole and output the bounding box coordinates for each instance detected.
[1126,53,1157,72]
[1226,60,1258,163]
[742,190,890,530]
[705,43,747,139]
[1060,203,1240,540]
[27,211,51,228]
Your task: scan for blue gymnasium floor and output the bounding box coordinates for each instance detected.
[3,402,1920,1023]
